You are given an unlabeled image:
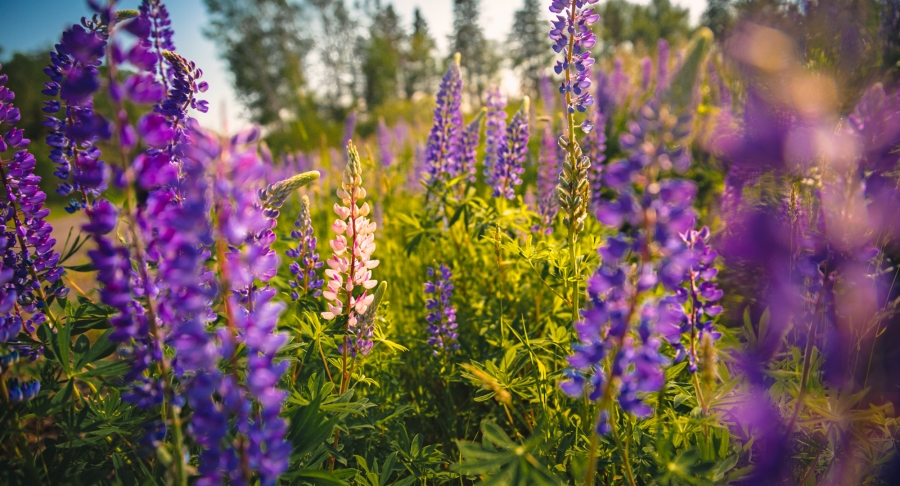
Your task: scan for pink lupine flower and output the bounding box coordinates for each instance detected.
[322,141,380,357]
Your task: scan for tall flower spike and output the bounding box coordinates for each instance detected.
[557,141,591,239]
[483,86,507,180]
[491,97,530,200]
[549,0,599,115]
[535,123,562,233]
[460,109,485,184]
[424,264,459,357]
[377,118,394,168]
[43,16,111,205]
[423,54,463,188]
[286,195,324,301]
[322,141,380,356]
[1,63,66,339]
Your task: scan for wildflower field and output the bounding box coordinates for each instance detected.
[2,0,900,484]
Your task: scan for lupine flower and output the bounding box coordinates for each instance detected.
[424,264,459,356]
[377,118,394,167]
[1,63,66,339]
[43,17,111,204]
[343,110,357,150]
[641,57,652,93]
[140,0,176,88]
[483,87,507,180]
[491,98,530,200]
[322,141,380,357]
[423,55,463,188]
[540,73,556,115]
[656,39,670,93]
[610,58,629,107]
[535,124,562,233]
[586,69,609,215]
[561,30,713,434]
[460,110,484,184]
[5,377,40,402]
[286,195,324,300]
[549,0,599,115]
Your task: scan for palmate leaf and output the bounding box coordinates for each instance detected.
[455,421,564,486]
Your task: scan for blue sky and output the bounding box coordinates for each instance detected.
[0,0,707,131]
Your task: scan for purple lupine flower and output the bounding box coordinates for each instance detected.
[206,126,299,484]
[610,58,629,107]
[483,87,507,180]
[377,118,394,167]
[640,57,652,93]
[540,73,556,115]
[424,263,459,356]
[460,111,484,184]
[140,0,176,90]
[549,0,599,115]
[286,195,324,300]
[562,32,712,434]
[5,377,40,402]
[0,63,66,341]
[654,227,723,372]
[43,17,111,205]
[423,57,463,187]
[586,70,609,215]
[656,39,670,93]
[491,98,530,200]
[343,110,357,150]
[535,124,561,233]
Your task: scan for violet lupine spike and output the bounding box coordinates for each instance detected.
[460,110,485,184]
[423,55,463,188]
[286,195,324,300]
[535,124,561,233]
[140,0,176,91]
[210,127,305,484]
[483,86,507,181]
[0,63,66,338]
[561,32,712,435]
[377,118,394,167]
[640,57,652,93]
[343,110,357,151]
[586,71,609,215]
[610,58,629,107]
[322,141,380,357]
[0,65,64,397]
[491,98,530,200]
[43,17,112,208]
[549,0,599,115]
[656,39,670,93]
[540,73,556,116]
[424,264,459,357]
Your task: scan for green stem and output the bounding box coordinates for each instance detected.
[585,431,598,486]
[609,410,637,486]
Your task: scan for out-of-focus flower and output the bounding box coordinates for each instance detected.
[490,98,530,200]
[424,264,459,356]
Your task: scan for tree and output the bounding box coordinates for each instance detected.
[702,0,736,38]
[307,0,362,119]
[403,8,438,99]
[631,0,691,48]
[450,0,497,103]
[509,0,553,96]
[204,0,312,126]
[361,4,404,109]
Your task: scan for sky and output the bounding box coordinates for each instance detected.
[0,0,708,132]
